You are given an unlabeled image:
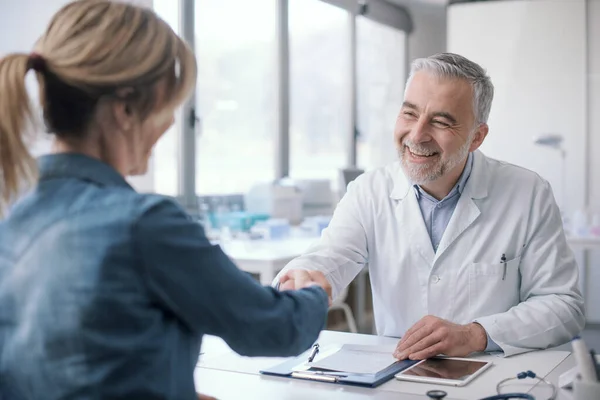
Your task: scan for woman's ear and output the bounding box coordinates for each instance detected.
[112,87,137,131]
[112,100,135,132]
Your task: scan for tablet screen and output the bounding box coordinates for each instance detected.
[399,358,488,382]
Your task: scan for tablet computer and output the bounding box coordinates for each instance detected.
[394,357,492,387]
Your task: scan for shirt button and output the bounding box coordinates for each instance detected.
[431,275,440,283]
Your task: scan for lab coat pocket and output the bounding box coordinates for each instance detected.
[468,256,521,317]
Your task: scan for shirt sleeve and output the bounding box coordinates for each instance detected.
[273,177,369,300]
[134,198,329,357]
[485,333,502,353]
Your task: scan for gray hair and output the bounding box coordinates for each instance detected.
[408,53,494,124]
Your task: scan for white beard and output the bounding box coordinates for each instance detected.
[398,138,471,185]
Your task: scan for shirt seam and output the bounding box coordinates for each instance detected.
[7,203,142,266]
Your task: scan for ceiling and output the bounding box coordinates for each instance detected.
[386,0,450,5]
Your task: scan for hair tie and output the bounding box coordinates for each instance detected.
[27,52,46,72]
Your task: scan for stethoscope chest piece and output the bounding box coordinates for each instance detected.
[427,389,448,399]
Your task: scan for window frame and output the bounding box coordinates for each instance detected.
[166,0,412,211]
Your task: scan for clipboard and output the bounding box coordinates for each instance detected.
[259,345,419,388]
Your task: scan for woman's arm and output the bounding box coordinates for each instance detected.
[133,198,329,357]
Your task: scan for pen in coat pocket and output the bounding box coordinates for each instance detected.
[501,254,507,280]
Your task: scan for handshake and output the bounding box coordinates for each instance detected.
[278,269,333,304]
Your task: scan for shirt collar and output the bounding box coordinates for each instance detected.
[413,152,474,201]
[37,153,134,190]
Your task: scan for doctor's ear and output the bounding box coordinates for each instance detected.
[469,123,489,152]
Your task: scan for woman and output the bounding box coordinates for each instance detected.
[0,1,331,399]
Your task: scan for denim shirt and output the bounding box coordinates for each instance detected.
[0,153,328,400]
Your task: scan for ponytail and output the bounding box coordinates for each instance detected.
[0,54,37,215]
[0,0,199,217]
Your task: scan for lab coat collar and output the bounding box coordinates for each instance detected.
[467,150,489,200]
[389,150,490,201]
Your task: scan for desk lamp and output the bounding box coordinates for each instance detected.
[533,133,566,213]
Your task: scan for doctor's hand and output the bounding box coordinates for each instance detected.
[278,269,332,304]
[393,316,488,360]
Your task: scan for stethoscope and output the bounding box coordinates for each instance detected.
[425,370,557,400]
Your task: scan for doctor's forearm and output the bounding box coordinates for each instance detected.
[474,296,585,356]
[468,322,488,353]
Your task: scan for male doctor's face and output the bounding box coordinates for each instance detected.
[394,71,487,185]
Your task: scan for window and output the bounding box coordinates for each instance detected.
[156,0,409,198]
[153,0,181,196]
[194,0,277,195]
[288,0,351,183]
[356,17,406,171]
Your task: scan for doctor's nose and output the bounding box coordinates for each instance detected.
[407,118,433,143]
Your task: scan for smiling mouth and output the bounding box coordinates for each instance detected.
[406,146,439,158]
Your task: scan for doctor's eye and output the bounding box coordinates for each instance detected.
[431,120,450,128]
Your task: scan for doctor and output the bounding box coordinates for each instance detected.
[276,53,585,358]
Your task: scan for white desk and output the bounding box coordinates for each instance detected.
[567,236,600,250]
[219,237,318,285]
[195,330,574,400]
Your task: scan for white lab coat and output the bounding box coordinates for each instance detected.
[275,150,585,357]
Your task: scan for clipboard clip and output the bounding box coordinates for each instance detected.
[291,370,347,382]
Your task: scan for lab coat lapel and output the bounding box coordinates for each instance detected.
[434,193,480,262]
[404,194,435,265]
[434,151,489,262]
[390,162,436,266]
[396,188,436,266]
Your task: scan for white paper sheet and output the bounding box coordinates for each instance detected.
[308,344,397,375]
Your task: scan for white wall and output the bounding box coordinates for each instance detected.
[589,0,600,214]
[449,0,586,214]
[0,0,67,157]
[404,2,447,63]
[0,0,155,192]
[587,0,600,324]
[387,0,447,63]
[448,0,600,323]
[0,0,65,55]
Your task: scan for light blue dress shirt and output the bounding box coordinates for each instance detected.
[0,153,329,400]
[412,152,501,352]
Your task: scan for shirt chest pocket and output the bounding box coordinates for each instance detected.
[468,256,521,317]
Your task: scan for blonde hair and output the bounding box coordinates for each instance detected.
[0,0,197,213]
